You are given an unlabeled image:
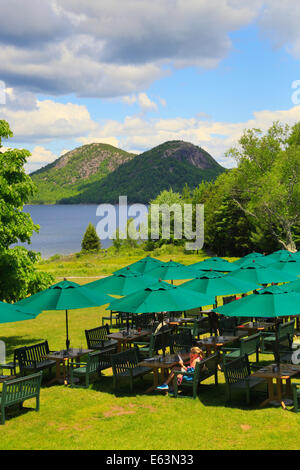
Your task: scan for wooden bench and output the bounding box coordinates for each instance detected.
[15,341,56,376]
[223,355,266,405]
[111,347,152,392]
[70,347,117,388]
[0,372,42,424]
[173,353,219,399]
[222,333,261,365]
[85,325,118,351]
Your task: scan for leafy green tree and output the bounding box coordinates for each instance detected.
[145,189,185,250]
[0,120,53,302]
[81,223,101,252]
[226,122,300,252]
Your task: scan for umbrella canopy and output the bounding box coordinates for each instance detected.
[263,250,297,264]
[213,285,300,318]
[17,280,112,349]
[108,280,215,314]
[113,256,162,275]
[233,252,265,267]
[268,258,300,276]
[225,259,297,285]
[189,257,237,272]
[84,269,157,296]
[147,260,199,281]
[181,271,259,297]
[0,301,35,324]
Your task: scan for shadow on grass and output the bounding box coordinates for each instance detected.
[2,404,38,424]
[1,336,45,358]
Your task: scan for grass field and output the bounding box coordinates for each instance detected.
[1,249,300,450]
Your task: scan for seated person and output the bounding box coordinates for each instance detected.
[157,346,205,391]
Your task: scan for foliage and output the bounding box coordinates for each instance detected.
[81,223,101,252]
[225,122,300,251]
[145,189,186,251]
[0,120,54,301]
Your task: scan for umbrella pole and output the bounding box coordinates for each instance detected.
[66,309,70,351]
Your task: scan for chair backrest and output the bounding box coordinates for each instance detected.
[2,372,42,405]
[240,333,261,356]
[110,347,139,375]
[195,353,219,380]
[24,341,50,364]
[218,317,237,336]
[15,341,49,369]
[171,330,193,354]
[85,325,109,348]
[134,313,153,330]
[193,317,210,336]
[271,334,293,364]
[223,355,251,385]
[278,320,295,339]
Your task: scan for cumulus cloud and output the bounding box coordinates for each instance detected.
[0,98,96,141]
[0,0,262,98]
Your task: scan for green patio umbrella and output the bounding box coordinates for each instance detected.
[189,257,237,272]
[233,252,265,267]
[268,258,300,276]
[113,256,162,275]
[0,301,35,324]
[147,260,199,283]
[17,280,112,350]
[225,259,297,285]
[213,285,300,318]
[181,271,259,298]
[263,250,297,264]
[108,280,215,314]
[214,284,300,369]
[84,268,157,296]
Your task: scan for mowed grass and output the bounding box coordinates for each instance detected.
[1,252,300,450]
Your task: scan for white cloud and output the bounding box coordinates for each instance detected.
[0,98,96,141]
[259,0,300,59]
[0,0,262,98]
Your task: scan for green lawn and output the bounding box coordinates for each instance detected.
[1,251,300,450]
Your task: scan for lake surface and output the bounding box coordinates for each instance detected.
[17,205,148,259]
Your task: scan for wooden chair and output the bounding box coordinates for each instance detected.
[0,372,42,424]
[223,355,266,405]
[173,353,219,399]
[110,347,152,392]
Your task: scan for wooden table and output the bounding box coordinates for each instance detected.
[252,363,300,409]
[237,321,275,335]
[196,336,240,356]
[107,330,151,352]
[43,348,93,385]
[138,352,190,393]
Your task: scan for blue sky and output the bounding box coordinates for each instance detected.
[0,1,300,172]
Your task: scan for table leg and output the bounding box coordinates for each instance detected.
[276,379,286,409]
[259,378,274,408]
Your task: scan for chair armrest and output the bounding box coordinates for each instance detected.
[70,362,88,368]
[222,347,239,353]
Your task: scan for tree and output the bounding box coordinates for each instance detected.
[145,189,185,250]
[0,120,53,302]
[81,223,101,252]
[225,122,300,252]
